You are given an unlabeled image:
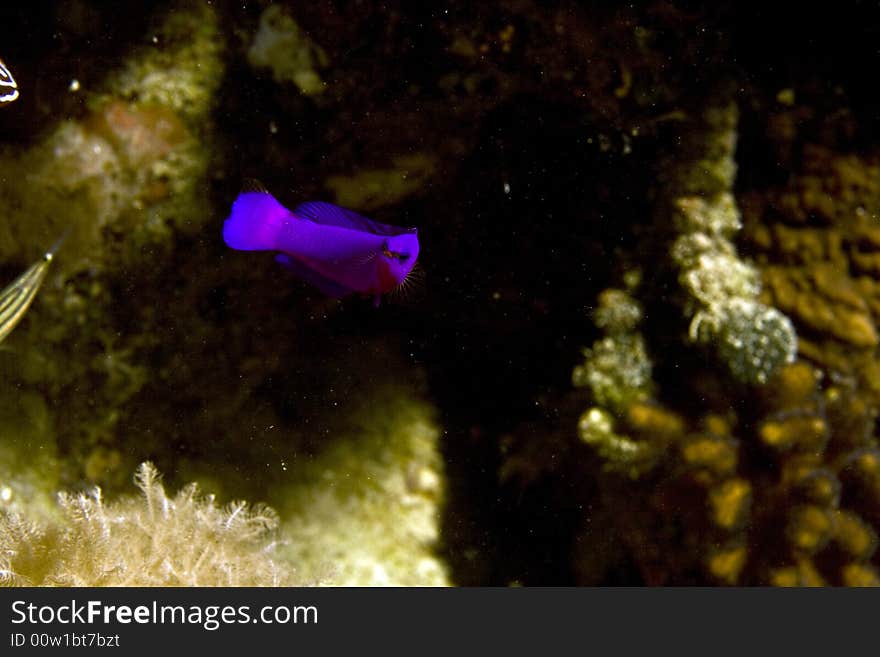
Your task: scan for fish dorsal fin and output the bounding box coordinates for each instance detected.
[241,178,269,194]
[294,201,414,236]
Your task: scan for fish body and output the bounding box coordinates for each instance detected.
[0,59,18,104]
[0,234,66,343]
[223,191,419,305]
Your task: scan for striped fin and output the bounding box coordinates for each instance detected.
[0,59,19,104]
[293,201,416,237]
[0,257,51,343]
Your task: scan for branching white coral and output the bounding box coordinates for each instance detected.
[0,462,293,586]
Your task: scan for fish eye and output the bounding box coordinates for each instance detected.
[397,252,410,262]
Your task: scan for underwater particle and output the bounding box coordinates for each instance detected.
[247,5,328,96]
[69,79,80,93]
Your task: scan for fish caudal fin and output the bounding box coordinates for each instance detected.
[223,192,291,251]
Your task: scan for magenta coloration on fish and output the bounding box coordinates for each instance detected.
[223,191,419,306]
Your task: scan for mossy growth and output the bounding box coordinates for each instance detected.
[277,382,448,586]
[0,463,293,586]
[666,103,797,384]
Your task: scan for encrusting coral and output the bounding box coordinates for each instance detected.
[741,141,880,404]
[278,381,448,586]
[0,463,293,586]
[0,0,225,492]
[665,103,797,384]
[573,286,662,478]
[563,98,880,586]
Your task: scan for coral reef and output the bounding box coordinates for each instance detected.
[569,355,880,585]
[665,103,797,384]
[561,98,880,585]
[572,287,661,478]
[0,0,877,589]
[0,0,224,491]
[741,143,880,401]
[0,463,293,586]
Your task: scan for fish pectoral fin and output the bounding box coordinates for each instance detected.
[274,254,354,299]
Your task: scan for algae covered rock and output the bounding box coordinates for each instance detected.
[247,4,328,96]
[279,382,448,586]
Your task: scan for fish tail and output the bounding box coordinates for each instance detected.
[223,192,291,251]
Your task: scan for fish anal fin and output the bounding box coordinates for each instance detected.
[275,254,354,299]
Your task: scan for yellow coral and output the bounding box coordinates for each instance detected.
[707,543,747,584]
[708,479,751,531]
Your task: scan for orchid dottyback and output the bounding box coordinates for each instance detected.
[223,190,419,306]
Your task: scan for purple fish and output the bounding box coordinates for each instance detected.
[223,190,419,306]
